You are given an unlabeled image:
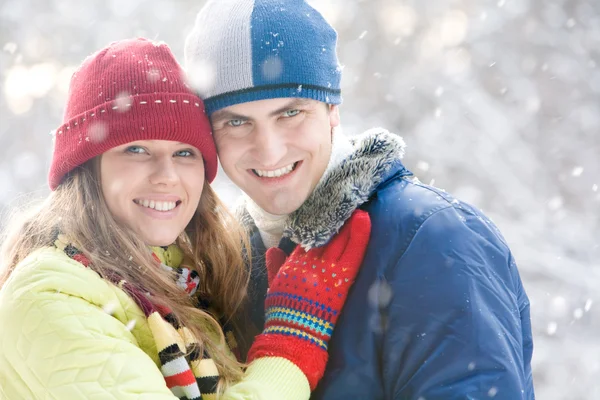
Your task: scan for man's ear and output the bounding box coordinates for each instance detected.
[329,104,341,128]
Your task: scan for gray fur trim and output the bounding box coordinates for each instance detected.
[285,128,406,249]
[237,128,407,249]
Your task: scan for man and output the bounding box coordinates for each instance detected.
[184,1,535,399]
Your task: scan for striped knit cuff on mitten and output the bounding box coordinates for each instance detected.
[246,288,339,389]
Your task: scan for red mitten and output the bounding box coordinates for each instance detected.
[248,210,371,389]
[265,247,287,286]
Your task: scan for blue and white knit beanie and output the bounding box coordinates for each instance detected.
[184,0,342,115]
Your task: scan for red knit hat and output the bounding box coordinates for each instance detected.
[48,38,217,190]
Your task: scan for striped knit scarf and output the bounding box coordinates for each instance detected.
[54,234,238,400]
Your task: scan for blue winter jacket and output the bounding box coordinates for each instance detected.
[237,129,534,400]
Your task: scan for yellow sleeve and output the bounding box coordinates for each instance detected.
[0,288,309,400]
[221,357,311,400]
[0,248,310,400]
[0,287,179,399]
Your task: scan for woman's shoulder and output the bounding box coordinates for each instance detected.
[0,247,166,398]
[0,246,144,324]
[0,245,155,353]
[2,246,105,298]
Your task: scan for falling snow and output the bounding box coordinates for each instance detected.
[0,1,599,398]
[125,319,137,331]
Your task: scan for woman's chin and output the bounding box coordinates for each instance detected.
[132,222,185,248]
[142,233,180,248]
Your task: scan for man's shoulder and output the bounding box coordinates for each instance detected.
[367,176,509,258]
[367,176,457,227]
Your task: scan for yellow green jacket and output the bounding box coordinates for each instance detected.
[0,246,309,399]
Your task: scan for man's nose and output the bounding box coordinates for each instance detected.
[252,125,287,168]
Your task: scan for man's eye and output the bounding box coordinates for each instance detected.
[126,146,146,154]
[283,109,301,117]
[227,119,246,127]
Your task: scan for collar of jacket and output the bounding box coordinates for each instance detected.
[53,232,184,269]
[150,244,185,268]
[237,128,410,250]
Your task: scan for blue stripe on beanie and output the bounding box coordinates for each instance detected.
[249,1,342,95]
[185,0,342,115]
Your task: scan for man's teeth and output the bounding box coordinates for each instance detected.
[253,163,296,178]
[135,199,177,211]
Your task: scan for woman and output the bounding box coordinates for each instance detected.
[0,38,370,399]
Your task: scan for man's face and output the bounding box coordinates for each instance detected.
[211,98,340,215]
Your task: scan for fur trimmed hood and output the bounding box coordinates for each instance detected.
[236,128,408,249]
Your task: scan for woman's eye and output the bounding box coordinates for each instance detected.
[126,146,146,154]
[174,149,194,157]
[283,109,300,117]
[227,119,246,127]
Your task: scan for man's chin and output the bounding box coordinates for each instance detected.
[254,195,305,216]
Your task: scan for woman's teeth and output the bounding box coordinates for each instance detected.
[253,162,297,178]
[134,199,177,211]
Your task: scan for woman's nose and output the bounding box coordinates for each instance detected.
[149,157,180,186]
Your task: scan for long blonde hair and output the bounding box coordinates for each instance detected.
[0,158,250,389]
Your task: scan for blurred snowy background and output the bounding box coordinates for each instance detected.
[0,0,598,398]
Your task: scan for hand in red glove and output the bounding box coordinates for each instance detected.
[248,209,371,390]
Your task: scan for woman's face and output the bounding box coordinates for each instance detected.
[100,140,205,246]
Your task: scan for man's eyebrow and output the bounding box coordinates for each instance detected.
[268,98,312,117]
[211,98,312,123]
[211,110,248,124]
